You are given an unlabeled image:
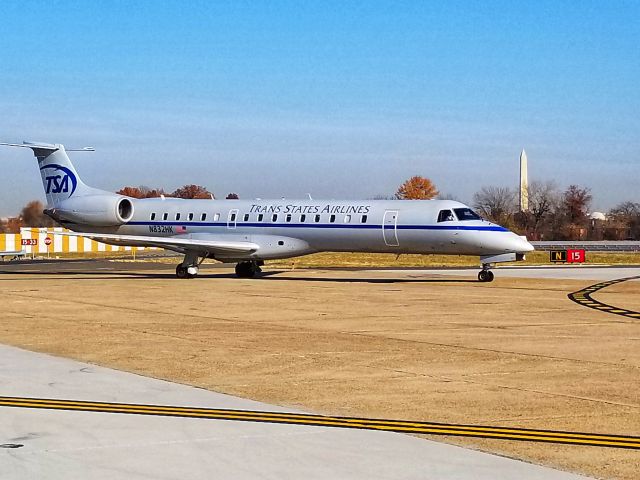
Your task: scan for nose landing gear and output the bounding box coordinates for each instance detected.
[176,251,205,279]
[478,264,494,283]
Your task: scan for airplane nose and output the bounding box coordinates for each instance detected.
[514,235,535,253]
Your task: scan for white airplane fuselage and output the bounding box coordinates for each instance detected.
[87,197,532,262]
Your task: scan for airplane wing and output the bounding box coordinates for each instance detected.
[58,231,259,256]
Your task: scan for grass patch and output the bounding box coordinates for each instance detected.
[266,251,640,269]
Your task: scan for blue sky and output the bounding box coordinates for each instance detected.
[1,0,638,215]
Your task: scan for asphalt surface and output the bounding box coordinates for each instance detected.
[2,258,640,281]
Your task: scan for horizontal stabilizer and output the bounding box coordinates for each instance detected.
[0,142,94,152]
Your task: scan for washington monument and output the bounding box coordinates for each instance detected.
[519,149,529,212]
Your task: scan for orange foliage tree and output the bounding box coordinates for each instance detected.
[171,184,213,199]
[116,186,166,198]
[20,200,55,227]
[117,185,213,199]
[395,176,439,200]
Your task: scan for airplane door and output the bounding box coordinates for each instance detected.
[382,210,399,247]
[227,209,238,229]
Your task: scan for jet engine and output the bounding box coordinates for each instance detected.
[45,195,135,226]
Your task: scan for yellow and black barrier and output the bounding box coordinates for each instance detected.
[0,396,639,449]
[568,276,640,319]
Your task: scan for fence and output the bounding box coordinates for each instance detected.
[0,228,153,255]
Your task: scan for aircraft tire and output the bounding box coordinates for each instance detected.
[176,265,188,279]
[478,270,494,282]
[235,261,257,278]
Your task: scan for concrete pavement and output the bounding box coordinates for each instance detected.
[0,344,589,480]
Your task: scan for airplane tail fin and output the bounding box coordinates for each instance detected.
[1,141,95,207]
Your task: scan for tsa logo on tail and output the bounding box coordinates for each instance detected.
[40,164,78,197]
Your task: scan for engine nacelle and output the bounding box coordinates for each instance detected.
[47,194,134,226]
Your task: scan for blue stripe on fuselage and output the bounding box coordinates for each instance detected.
[127,221,509,232]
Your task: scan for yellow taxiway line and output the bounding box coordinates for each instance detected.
[1,396,638,449]
[568,275,640,319]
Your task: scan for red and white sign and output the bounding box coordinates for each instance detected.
[44,237,52,246]
[567,249,586,263]
[21,239,37,246]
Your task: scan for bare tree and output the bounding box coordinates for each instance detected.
[370,194,396,200]
[609,201,640,239]
[437,192,461,202]
[527,181,561,235]
[563,185,592,224]
[472,186,517,225]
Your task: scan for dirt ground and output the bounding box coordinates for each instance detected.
[0,264,638,479]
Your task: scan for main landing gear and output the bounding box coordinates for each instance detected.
[176,264,199,279]
[235,260,262,278]
[176,251,205,279]
[478,264,494,283]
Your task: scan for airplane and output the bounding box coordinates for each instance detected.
[1,141,534,281]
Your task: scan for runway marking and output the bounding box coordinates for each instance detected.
[568,276,640,319]
[1,396,639,449]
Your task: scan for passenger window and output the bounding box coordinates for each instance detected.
[300,214,306,222]
[286,214,292,222]
[243,213,249,222]
[230,213,236,222]
[361,215,367,223]
[150,213,156,221]
[201,213,206,221]
[214,213,220,221]
[258,214,264,221]
[272,214,278,222]
[163,213,168,221]
[344,215,351,223]
[175,213,181,221]
[330,214,336,223]
[314,214,321,223]
[437,210,455,222]
[188,213,194,221]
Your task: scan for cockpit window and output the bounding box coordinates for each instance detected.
[437,209,456,222]
[454,208,481,221]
